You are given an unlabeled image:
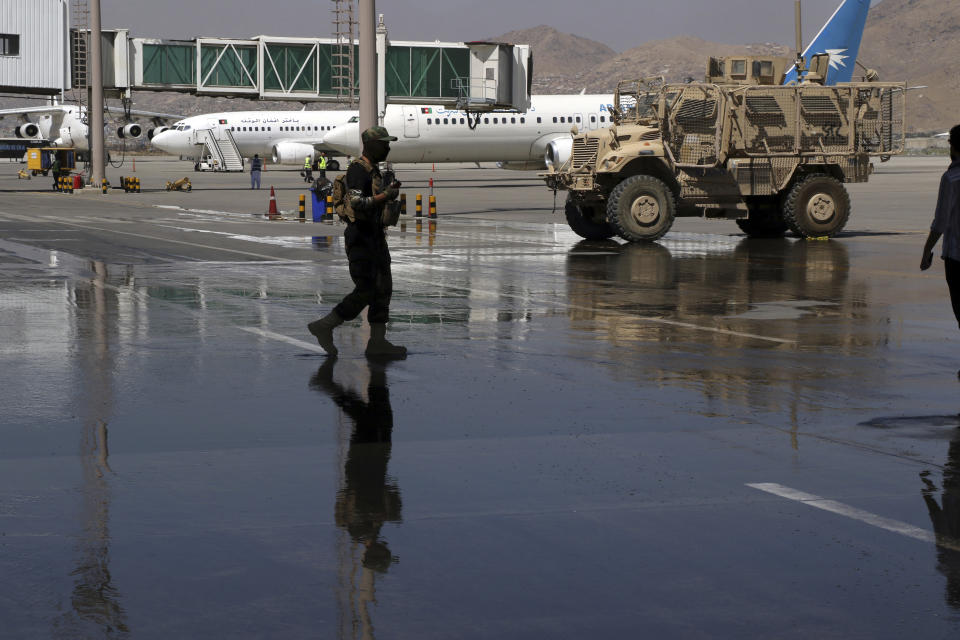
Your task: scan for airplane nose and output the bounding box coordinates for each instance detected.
[151,130,185,154]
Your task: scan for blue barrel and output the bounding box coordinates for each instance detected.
[311,191,326,222]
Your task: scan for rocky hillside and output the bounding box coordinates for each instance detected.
[860,0,960,133]
[494,1,959,132]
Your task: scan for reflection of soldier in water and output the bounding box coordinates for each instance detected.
[922,428,960,609]
[310,359,401,572]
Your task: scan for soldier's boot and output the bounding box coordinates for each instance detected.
[307,311,344,357]
[365,323,407,359]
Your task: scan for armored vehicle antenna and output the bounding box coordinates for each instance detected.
[794,0,806,82]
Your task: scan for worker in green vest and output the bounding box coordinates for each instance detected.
[318,152,328,179]
[304,155,313,182]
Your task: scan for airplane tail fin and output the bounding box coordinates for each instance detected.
[783,0,870,85]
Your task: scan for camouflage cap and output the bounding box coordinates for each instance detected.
[361,126,398,143]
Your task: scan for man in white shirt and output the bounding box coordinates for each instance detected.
[921,125,960,374]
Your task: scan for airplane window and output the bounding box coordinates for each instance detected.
[576,116,581,123]
[537,117,542,124]
[560,117,566,123]
[553,117,558,123]
[183,125,191,131]
[520,117,525,123]
[314,126,318,131]
[493,118,498,124]
[511,117,516,124]
[591,116,596,122]
[460,118,465,124]
[600,116,606,123]
[427,118,432,124]
[484,117,489,124]
[442,118,448,124]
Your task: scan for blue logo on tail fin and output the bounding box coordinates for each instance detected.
[783,0,870,85]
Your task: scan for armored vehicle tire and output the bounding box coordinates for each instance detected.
[782,174,851,238]
[565,198,616,240]
[607,175,676,242]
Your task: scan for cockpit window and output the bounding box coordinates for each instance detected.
[182,125,191,131]
[347,116,359,123]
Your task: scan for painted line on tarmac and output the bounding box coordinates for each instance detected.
[747,482,935,543]
[240,327,327,354]
[31,216,292,262]
[394,272,796,345]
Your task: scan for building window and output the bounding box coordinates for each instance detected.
[0,35,19,57]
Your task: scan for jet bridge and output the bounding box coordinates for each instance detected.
[124,35,531,111]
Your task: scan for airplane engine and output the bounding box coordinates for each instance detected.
[14,123,40,138]
[147,126,170,140]
[118,123,143,139]
[272,142,316,165]
[496,161,547,171]
[544,138,573,171]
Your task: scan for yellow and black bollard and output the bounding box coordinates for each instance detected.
[299,194,306,222]
[400,193,407,216]
[325,194,334,222]
[66,175,73,193]
[415,193,423,218]
[135,177,141,193]
[101,178,107,194]
[428,194,437,219]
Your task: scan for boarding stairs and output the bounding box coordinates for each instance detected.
[192,128,244,172]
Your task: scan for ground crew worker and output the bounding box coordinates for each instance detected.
[308,126,406,359]
[50,153,61,191]
[921,124,960,377]
[250,153,262,190]
[304,155,313,183]
[318,152,328,179]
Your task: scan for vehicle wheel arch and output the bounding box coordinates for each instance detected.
[612,157,680,197]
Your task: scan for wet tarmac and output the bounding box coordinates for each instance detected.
[2,156,960,637]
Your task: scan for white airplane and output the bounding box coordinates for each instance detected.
[151,109,359,169]
[321,94,617,170]
[0,103,181,153]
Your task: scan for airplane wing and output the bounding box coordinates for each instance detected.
[934,133,950,139]
[0,106,69,120]
[103,105,183,123]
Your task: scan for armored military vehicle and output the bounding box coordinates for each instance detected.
[542,55,905,241]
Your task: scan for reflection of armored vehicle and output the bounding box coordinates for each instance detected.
[543,58,906,241]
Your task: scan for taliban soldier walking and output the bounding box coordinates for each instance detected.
[308,126,406,359]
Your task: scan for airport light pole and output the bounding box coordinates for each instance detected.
[358,0,377,137]
[89,0,105,188]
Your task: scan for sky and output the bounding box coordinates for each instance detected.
[100,0,885,53]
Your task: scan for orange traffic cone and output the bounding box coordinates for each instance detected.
[267,186,279,219]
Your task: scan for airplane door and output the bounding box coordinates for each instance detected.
[402,106,419,138]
